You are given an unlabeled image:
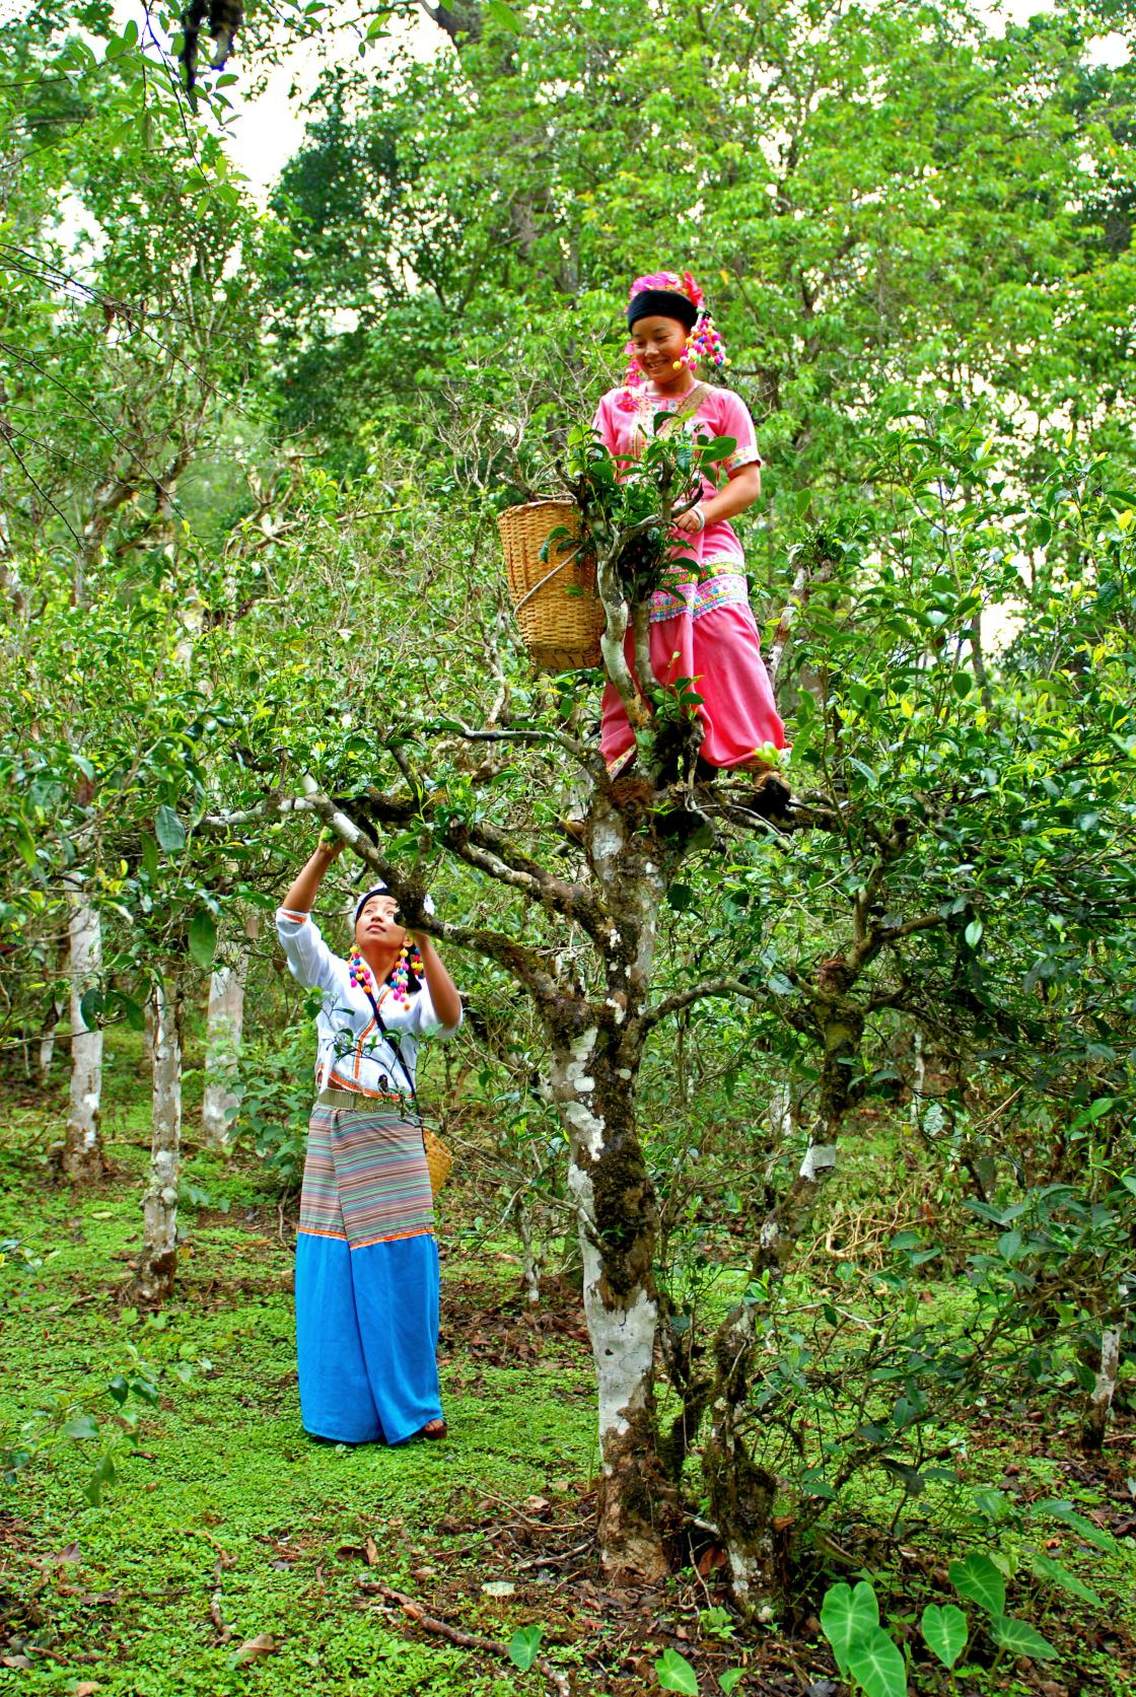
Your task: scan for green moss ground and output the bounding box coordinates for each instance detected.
[2,1070,1134,1697]
[0,1102,595,1697]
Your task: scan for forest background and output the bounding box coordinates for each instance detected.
[1,1,1134,1695]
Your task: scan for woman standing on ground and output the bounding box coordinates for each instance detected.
[276,834,462,1445]
[593,269,788,806]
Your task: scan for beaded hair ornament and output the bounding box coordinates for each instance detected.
[624,269,728,389]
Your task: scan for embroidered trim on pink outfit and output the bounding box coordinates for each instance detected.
[648,570,750,624]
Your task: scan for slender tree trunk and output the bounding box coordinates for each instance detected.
[1082,1325,1122,1453]
[38,995,65,1081]
[703,1010,862,1612]
[62,880,105,1182]
[512,1192,542,1305]
[910,1025,925,1130]
[201,955,248,1147]
[134,976,182,1305]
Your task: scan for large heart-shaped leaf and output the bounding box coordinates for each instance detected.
[921,1603,968,1669]
[989,1615,1058,1661]
[1027,1551,1103,1608]
[820,1580,879,1675]
[949,1553,1005,1617]
[655,1646,699,1694]
[846,1625,908,1697]
[507,1625,542,1672]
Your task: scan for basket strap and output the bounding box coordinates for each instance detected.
[512,544,587,614]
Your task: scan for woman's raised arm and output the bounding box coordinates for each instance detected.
[281,836,343,916]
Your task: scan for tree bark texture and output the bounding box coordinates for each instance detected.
[544,786,687,1582]
[135,977,183,1305]
[1082,1325,1122,1453]
[201,956,248,1146]
[701,1009,864,1608]
[63,881,105,1183]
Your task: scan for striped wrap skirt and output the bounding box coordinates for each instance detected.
[294,1101,442,1444]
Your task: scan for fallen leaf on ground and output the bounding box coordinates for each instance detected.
[230,1634,277,1665]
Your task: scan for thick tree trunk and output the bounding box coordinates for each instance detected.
[134,977,182,1305]
[555,1030,675,1582]
[201,956,247,1147]
[549,786,682,1583]
[62,881,105,1183]
[702,1303,779,1611]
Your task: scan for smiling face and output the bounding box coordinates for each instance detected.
[630,313,691,386]
[354,891,408,955]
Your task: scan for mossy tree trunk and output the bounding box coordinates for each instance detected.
[134,973,183,1305]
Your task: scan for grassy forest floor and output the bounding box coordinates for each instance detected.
[1,1045,1133,1697]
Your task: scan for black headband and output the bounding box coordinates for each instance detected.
[354,884,391,925]
[627,288,699,332]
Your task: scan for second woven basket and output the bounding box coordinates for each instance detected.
[497,498,604,672]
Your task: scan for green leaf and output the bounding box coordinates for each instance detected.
[78,988,104,1029]
[655,1646,700,1694]
[1027,1551,1102,1608]
[84,1451,115,1506]
[820,1580,879,1675]
[15,823,37,870]
[115,993,146,1033]
[155,805,186,853]
[63,1413,99,1440]
[507,1625,542,1671]
[847,1626,907,1697]
[719,1673,744,1695]
[485,0,523,31]
[1030,1499,1117,1553]
[964,918,984,948]
[188,909,218,970]
[989,1615,1058,1660]
[949,1553,1005,1617]
[921,1603,968,1669]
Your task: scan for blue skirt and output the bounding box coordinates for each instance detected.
[294,1102,443,1444]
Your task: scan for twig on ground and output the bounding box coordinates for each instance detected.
[359,1583,570,1696]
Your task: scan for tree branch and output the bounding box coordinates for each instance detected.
[639,976,776,1035]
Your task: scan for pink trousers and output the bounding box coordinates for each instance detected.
[600,576,787,771]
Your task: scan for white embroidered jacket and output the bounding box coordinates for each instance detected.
[276,908,461,1099]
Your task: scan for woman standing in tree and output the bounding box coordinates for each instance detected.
[276,835,462,1444]
[593,270,788,805]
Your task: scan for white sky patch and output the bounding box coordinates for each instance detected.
[108,0,445,204]
[97,0,1134,208]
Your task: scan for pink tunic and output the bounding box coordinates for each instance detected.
[592,383,787,772]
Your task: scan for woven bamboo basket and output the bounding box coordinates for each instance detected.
[423,1128,452,1195]
[497,498,604,672]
